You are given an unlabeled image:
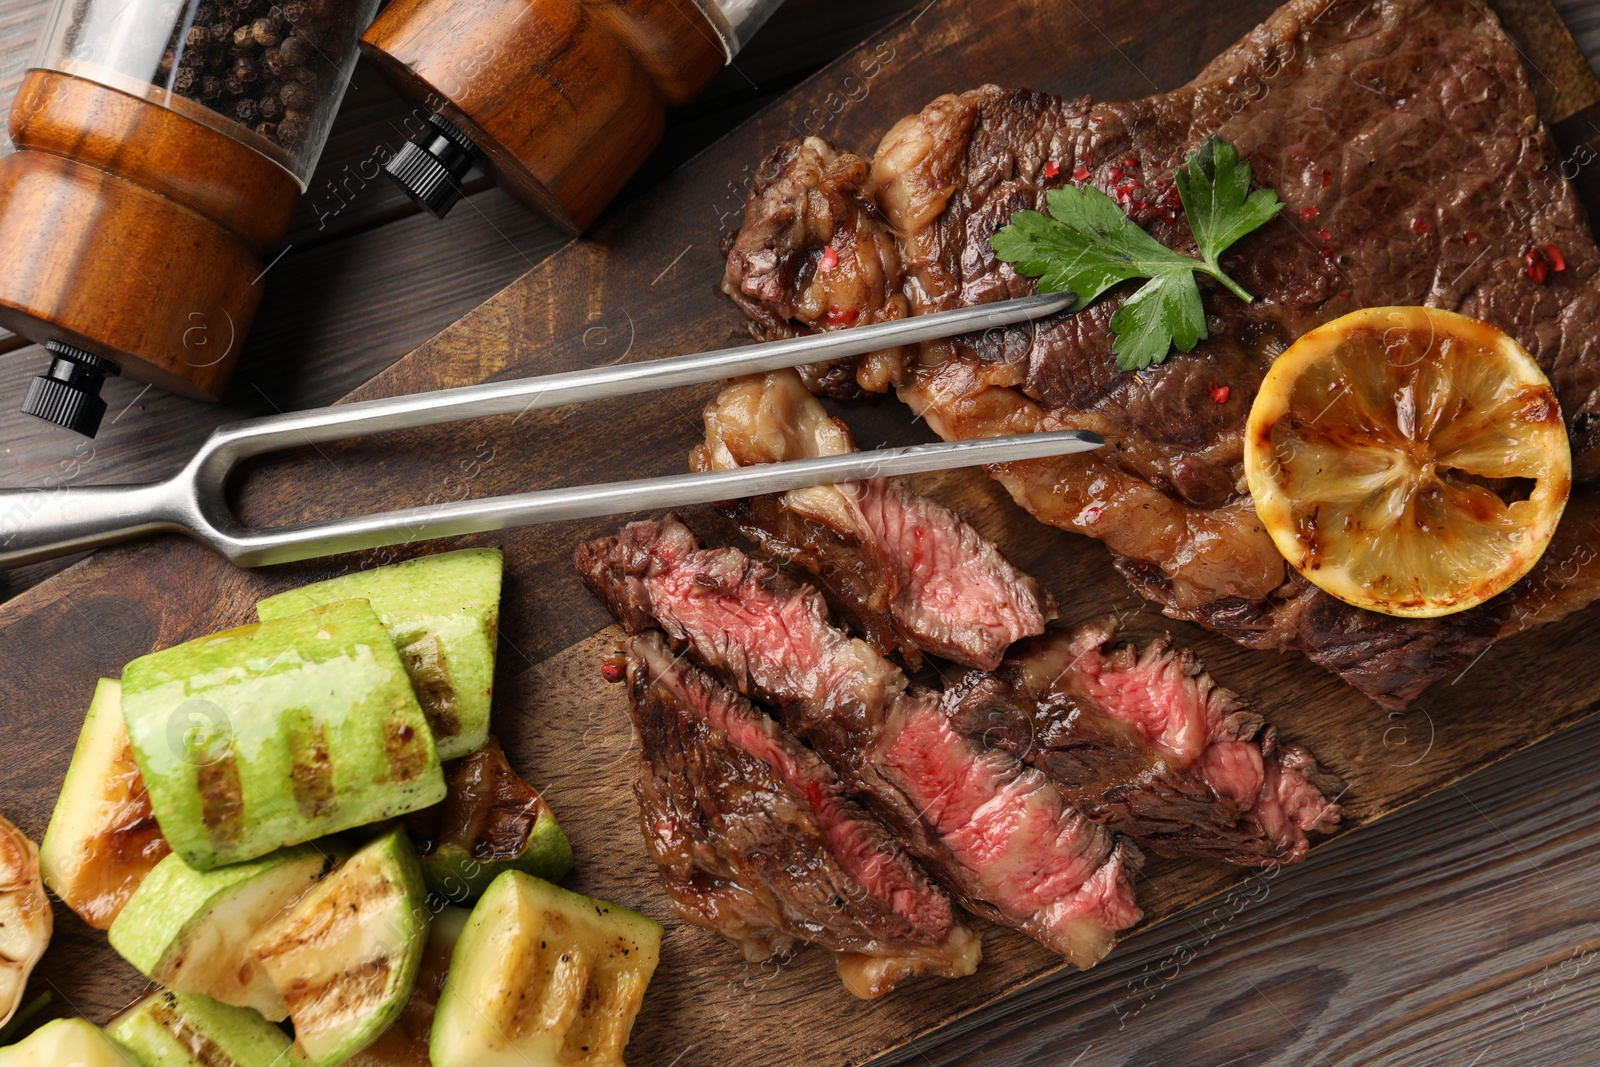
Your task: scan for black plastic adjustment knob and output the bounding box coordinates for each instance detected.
[384,112,482,218]
[21,340,122,438]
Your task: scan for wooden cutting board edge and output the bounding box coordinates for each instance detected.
[4,1,1600,1063]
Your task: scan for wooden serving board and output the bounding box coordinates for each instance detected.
[4,1,1600,1063]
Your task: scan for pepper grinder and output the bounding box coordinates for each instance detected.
[0,0,381,436]
[361,0,784,232]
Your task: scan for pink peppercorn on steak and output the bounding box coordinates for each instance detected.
[717,0,1600,708]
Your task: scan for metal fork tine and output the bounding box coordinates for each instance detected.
[0,292,1085,568]
[203,292,1076,462]
[213,430,1103,566]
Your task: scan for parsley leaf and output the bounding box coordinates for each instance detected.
[989,186,1199,307]
[1109,268,1205,371]
[991,134,1283,371]
[1176,135,1283,277]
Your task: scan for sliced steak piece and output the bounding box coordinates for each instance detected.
[946,619,1342,865]
[577,517,1143,967]
[869,689,1143,966]
[623,632,980,998]
[578,513,898,762]
[719,0,1600,708]
[1112,560,1510,710]
[691,369,1056,670]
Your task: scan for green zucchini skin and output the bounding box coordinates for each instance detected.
[0,1018,135,1066]
[256,548,503,760]
[421,809,573,905]
[251,828,429,1067]
[107,845,337,1020]
[122,600,445,870]
[108,991,307,1067]
[409,738,574,907]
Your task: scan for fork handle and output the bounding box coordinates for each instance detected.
[0,483,185,567]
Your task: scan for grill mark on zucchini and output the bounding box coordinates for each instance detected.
[251,843,414,1054]
[283,708,338,821]
[385,721,431,783]
[284,957,395,1031]
[196,750,244,848]
[146,991,231,1067]
[400,634,463,742]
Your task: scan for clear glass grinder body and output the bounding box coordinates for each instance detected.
[29,0,380,187]
[691,0,784,57]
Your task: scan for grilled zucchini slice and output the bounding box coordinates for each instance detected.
[407,738,572,906]
[344,906,468,1066]
[430,873,662,1067]
[39,679,170,930]
[108,846,335,1021]
[121,600,445,871]
[250,828,428,1067]
[108,990,306,1066]
[257,548,503,761]
[0,1018,134,1066]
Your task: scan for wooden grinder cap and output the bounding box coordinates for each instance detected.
[360,0,728,233]
[0,70,302,430]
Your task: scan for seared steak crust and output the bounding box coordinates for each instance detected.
[624,632,979,996]
[1114,560,1510,710]
[724,138,912,397]
[945,619,1343,865]
[719,0,1600,707]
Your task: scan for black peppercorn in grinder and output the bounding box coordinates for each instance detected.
[361,0,785,233]
[0,0,381,436]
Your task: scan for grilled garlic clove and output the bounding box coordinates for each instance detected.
[0,815,51,1030]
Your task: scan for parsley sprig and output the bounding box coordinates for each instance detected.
[991,135,1283,371]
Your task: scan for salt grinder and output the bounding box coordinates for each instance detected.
[0,0,381,436]
[361,0,784,232]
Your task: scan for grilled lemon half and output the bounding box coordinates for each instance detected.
[1245,306,1571,618]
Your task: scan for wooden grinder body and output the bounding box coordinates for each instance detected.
[0,71,301,399]
[361,0,727,233]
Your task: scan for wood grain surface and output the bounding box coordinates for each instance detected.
[4,2,1600,1065]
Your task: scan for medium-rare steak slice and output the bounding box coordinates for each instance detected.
[622,632,980,998]
[690,369,1056,670]
[577,513,894,762]
[688,373,1346,862]
[577,517,1143,967]
[719,0,1600,708]
[945,619,1343,865]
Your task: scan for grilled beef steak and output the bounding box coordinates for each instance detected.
[945,619,1342,865]
[623,632,979,998]
[691,369,1056,670]
[723,139,913,397]
[578,517,1143,968]
[692,372,1344,865]
[719,0,1600,708]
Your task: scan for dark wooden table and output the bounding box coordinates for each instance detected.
[3,3,1600,1064]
